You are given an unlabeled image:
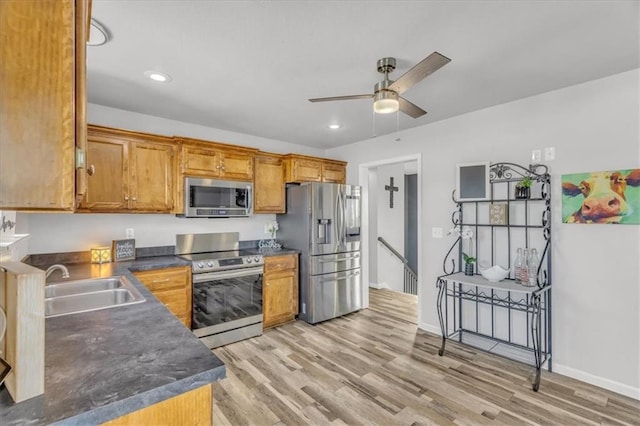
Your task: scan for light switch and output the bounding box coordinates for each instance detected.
[432,227,443,238]
[531,149,541,162]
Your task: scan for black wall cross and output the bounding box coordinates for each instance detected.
[384,177,399,208]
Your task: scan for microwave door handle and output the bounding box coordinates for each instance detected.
[247,186,252,214]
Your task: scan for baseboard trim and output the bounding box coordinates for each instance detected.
[553,363,640,400]
[418,322,441,335]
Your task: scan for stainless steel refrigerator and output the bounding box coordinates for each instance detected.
[277,183,362,324]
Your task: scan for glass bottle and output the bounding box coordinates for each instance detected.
[528,248,540,287]
[514,248,523,284]
[521,248,530,285]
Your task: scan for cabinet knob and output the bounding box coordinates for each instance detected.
[124,196,129,201]
[132,197,137,201]
[87,165,95,176]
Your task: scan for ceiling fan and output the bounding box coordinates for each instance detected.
[309,52,451,118]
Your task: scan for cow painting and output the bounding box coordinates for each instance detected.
[562,169,640,224]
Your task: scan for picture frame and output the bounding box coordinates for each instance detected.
[111,239,136,262]
[456,161,491,201]
[489,202,508,225]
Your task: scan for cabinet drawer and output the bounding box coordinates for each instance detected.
[265,254,297,273]
[134,267,189,292]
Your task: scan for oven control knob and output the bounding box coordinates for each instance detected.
[197,262,204,269]
[254,256,261,263]
[246,257,253,263]
[207,261,213,267]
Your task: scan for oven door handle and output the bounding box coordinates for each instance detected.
[193,267,264,283]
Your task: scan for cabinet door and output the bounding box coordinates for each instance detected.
[80,137,129,211]
[0,0,79,210]
[134,266,192,328]
[289,158,322,183]
[181,146,221,177]
[322,162,346,184]
[254,155,285,213]
[263,255,298,328]
[130,142,175,212]
[219,150,254,180]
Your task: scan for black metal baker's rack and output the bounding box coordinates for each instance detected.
[436,162,551,391]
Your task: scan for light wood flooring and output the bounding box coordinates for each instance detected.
[212,288,640,425]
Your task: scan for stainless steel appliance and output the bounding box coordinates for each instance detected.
[277,183,362,324]
[182,177,252,218]
[176,232,263,348]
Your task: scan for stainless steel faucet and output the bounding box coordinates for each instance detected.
[45,264,70,279]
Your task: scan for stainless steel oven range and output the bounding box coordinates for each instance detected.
[176,232,263,349]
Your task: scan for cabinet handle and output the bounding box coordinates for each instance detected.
[87,165,95,176]
[152,278,171,283]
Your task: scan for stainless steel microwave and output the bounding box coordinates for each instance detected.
[183,177,252,218]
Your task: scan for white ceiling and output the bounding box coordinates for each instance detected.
[87,1,639,149]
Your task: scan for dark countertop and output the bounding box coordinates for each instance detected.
[0,256,225,425]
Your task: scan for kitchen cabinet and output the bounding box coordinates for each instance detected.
[283,154,347,184]
[178,138,257,180]
[102,383,212,426]
[133,266,192,328]
[79,125,176,212]
[254,153,286,213]
[0,0,89,211]
[263,254,298,328]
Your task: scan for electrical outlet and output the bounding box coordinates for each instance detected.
[544,147,555,161]
[531,149,541,162]
[125,228,134,239]
[432,227,443,238]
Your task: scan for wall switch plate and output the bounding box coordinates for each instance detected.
[544,147,555,161]
[531,149,541,162]
[432,227,443,238]
[125,228,134,238]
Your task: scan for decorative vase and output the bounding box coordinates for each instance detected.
[464,263,474,276]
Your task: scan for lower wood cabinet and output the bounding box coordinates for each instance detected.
[102,383,212,426]
[133,266,192,328]
[263,254,299,328]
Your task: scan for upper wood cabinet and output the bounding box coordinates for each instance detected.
[79,125,176,212]
[254,153,285,214]
[263,254,299,329]
[178,138,257,181]
[0,0,89,211]
[283,154,346,184]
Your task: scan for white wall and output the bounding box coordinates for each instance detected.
[23,104,326,254]
[375,163,406,292]
[327,69,640,398]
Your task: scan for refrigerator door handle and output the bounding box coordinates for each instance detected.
[319,270,360,283]
[317,253,360,263]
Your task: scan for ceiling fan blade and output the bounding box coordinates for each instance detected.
[309,94,373,103]
[389,52,451,95]
[399,97,427,118]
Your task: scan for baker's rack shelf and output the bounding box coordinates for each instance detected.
[436,162,552,392]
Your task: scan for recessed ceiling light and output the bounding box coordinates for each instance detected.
[328,124,342,130]
[144,70,172,82]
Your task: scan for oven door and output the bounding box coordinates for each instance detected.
[192,267,263,343]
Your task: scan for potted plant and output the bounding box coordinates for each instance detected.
[516,176,532,199]
[463,252,476,276]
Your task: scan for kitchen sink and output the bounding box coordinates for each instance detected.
[45,277,123,298]
[45,276,145,318]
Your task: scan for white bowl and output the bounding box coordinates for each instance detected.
[480,265,510,282]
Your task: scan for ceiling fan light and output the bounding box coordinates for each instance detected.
[373,91,399,114]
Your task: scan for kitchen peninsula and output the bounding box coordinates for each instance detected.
[0,255,225,425]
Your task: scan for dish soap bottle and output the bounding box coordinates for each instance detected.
[521,248,530,286]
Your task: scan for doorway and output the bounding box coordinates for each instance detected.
[358,154,422,325]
